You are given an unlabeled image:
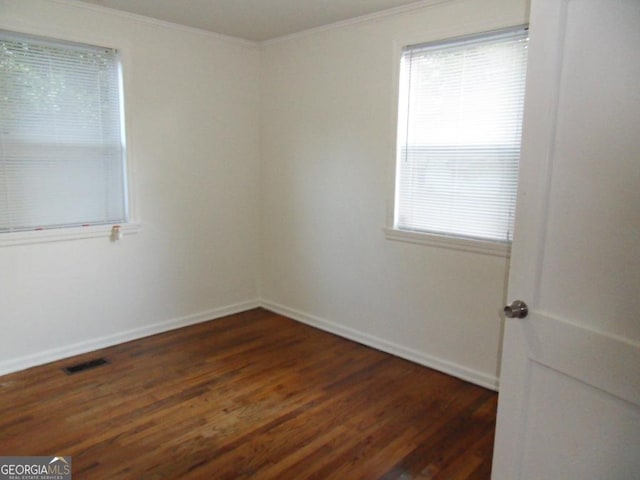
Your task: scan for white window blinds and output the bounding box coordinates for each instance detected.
[0,30,127,233]
[395,27,528,243]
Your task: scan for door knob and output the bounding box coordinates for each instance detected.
[504,300,528,319]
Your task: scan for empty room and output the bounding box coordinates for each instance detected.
[1,0,638,478]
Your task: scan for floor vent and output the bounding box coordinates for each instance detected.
[62,357,109,375]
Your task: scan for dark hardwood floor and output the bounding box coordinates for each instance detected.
[0,308,497,479]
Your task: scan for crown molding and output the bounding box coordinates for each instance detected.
[43,0,455,48]
[47,0,259,49]
[21,0,461,50]
[261,0,454,46]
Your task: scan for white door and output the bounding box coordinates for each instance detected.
[491,0,640,479]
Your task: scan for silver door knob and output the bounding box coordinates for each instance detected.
[504,300,528,319]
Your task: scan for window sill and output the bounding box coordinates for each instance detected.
[0,223,141,247]
[384,227,511,257]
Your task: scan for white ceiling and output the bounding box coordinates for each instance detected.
[76,0,426,42]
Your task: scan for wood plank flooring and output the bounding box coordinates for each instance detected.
[0,308,497,479]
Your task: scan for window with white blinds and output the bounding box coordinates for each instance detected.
[0,30,127,234]
[394,27,528,244]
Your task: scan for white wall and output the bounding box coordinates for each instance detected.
[260,0,529,388]
[0,0,529,388]
[0,0,261,373]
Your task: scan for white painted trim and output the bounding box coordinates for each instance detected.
[527,312,640,407]
[261,0,454,46]
[0,299,260,376]
[46,0,259,49]
[384,227,511,257]
[52,0,453,47]
[261,299,499,391]
[0,222,141,247]
[0,297,499,391]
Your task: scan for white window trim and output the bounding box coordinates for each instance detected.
[385,23,527,258]
[0,222,141,247]
[0,23,139,247]
[383,227,510,257]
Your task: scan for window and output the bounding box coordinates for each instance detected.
[0,30,128,236]
[392,27,528,248]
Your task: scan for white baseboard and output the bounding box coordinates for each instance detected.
[0,298,499,391]
[0,299,261,376]
[260,299,499,391]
